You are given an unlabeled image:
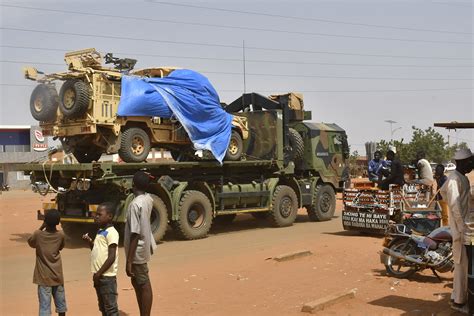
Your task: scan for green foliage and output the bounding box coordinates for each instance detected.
[376,126,467,164]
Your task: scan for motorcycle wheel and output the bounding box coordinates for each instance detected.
[385,239,420,278]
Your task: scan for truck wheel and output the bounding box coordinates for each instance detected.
[288,128,304,161]
[306,184,336,222]
[59,79,90,118]
[150,194,169,242]
[269,185,298,227]
[224,130,243,161]
[119,128,151,162]
[30,84,59,121]
[174,190,212,240]
[73,147,102,163]
[213,214,236,225]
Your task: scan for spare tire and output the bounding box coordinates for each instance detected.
[30,84,59,121]
[59,79,91,118]
[288,128,304,161]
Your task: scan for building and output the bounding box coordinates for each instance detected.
[0,125,49,189]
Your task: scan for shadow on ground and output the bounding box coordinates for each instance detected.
[323,230,384,239]
[368,294,461,315]
[372,267,453,284]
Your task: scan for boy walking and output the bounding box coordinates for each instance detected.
[28,209,67,316]
[125,171,157,316]
[83,202,119,316]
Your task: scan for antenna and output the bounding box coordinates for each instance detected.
[242,40,246,94]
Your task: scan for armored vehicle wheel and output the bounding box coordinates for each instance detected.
[213,214,236,225]
[119,128,151,162]
[30,84,59,121]
[268,185,298,227]
[224,130,243,161]
[385,239,419,278]
[150,194,169,242]
[174,190,212,240]
[73,147,102,163]
[59,79,91,118]
[288,128,304,161]
[306,184,336,221]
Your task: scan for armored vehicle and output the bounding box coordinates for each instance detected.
[24,48,248,163]
[18,91,350,241]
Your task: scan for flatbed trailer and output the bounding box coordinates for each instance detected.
[18,157,338,241]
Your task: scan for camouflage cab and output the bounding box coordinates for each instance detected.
[24,48,248,163]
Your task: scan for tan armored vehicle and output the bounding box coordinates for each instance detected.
[24,48,248,163]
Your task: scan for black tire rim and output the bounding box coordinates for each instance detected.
[279,196,293,218]
[320,192,332,214]
[187,203,205,228]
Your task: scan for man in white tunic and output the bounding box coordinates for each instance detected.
[441,148,473,313]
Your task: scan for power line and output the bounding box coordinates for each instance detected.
[1,28,472,61]
[1,83,473,93]
[146,0,473,35]
[1,45,472,68]
[2,60,472,81]
[1,4,471,45]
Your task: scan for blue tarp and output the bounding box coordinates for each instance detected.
[117,69,233,163]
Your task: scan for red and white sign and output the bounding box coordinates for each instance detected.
[34,130,45,142]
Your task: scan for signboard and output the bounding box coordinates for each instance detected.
[30,126,48,152]
[342,210,390,232]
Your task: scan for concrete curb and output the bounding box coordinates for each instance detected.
[301,288,356,313]
[273,250,313,262]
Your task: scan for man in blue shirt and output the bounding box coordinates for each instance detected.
[368,150,386,182]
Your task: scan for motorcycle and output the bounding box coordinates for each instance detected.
[380,223,454,279]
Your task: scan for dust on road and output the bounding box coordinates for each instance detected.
[0,190,460,315]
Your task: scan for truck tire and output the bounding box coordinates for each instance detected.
[224,130,243,161]
[174,190,212,240]
[30,84,59,121]
[59,79,91,118]
[119,127,151,162]
[306,184,336,221]
[73,147,102,163]
[268,185,298,227]
[288,128,304,161]
[213,214,236,225]
[150,194,169,242]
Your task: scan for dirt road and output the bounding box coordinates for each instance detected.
[0,190,463,315]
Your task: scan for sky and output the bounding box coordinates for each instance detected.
[0,0,473,155]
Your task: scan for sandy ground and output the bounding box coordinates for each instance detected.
[0,186,469,316]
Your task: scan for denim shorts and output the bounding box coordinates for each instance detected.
[94,276,119,316]
[38,284,67,316]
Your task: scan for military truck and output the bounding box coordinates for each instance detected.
[24,48,248,163]
[18,92,350,241]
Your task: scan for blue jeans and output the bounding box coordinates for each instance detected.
[38,285,67,315]
[94,276,119,316]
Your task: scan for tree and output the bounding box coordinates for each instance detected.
[376,126,467,164]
